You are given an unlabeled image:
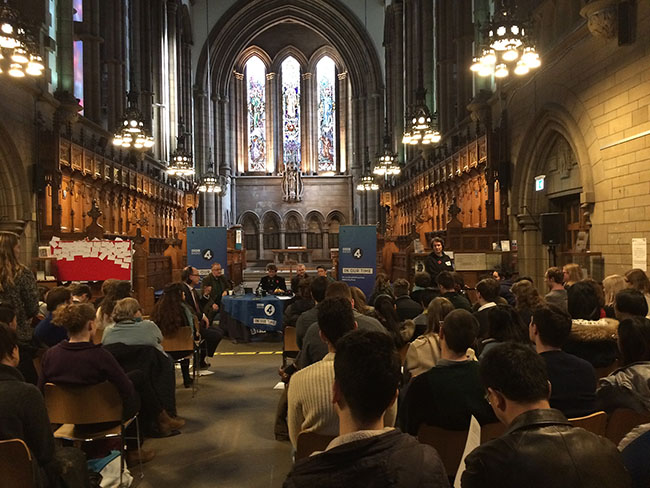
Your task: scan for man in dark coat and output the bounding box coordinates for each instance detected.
[259,263,287,294]
[424,237,454,285]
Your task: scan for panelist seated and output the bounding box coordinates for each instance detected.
[258,263,287,294]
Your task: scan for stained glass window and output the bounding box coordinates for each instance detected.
[317,56,336,172]
[281,57,301,167]
[246,56,267,172]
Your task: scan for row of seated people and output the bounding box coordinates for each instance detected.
[279,271,650,487]
[0,265,231,486]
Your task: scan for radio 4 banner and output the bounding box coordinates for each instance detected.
[339,225,376,298]
[187,227,228,275]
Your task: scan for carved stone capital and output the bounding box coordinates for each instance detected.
[516,213,539,232]
[580,0,619,39]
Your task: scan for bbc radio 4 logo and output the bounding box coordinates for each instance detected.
[342,247,364,259]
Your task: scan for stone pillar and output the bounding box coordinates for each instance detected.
[57,0,75,96]
[258,231,264,260]
[301,226,307,248]
[166,0,179,143]
[301,72,313,173]
[265,72,277,173]
[323,224,330,252]
[516,213,545,286]
[279,225,286,250]
[337,72,348,172]
[234,72,245,173]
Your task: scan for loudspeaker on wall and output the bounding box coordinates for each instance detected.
[540,212,566,245]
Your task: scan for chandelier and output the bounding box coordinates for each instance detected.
[112,91,155,149]
[198,151,223,193]
[374,121,400,176]
[356,175,379,192]
[0,2,44,78]
[402,89,441,146]
[167,120,194,176]
[470,1,541,78]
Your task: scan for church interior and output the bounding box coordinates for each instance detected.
[1,0,650,486]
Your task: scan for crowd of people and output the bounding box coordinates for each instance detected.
[280,238,650,488]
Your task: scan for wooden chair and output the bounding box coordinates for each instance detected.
[283,326,299,368]
[417,425,468,478]
[43,382,141,485]
[0,439,35,488]
[480,422,506,443]
[162,326,199,395]
[568,411,608,436]
[605,408,650,446]
[295,432,336,461]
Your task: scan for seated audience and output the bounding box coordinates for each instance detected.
[529,305,597,417]
[625,268,650,317]
[1,303,39,384]
[283,277,314,328]
[368,272,393,307]
[603,274,628,319]
[295,276,329,349]
[461,342,631,488]
[287,297,397,448]
[565,280,619,368]
[95,279,132,339]
[102,297,164,352]
[473,278,499,341]
[34,286,72,347]
[620,425,650,488]
[615,288,649,321]
[259,263,287,294]
[70,283,91,303]
[198,283,219,325]
[0,303,17,329]
[290,263,309,292]
[349,286,373,316]
[0,323,90,487]
[284,329,449,488]
[437,271,472,312]
[38,303,183,445]
[315,265,335,283]
[493,269,516,306]
[410,271,438,309]
[400,309,496,434]
[510,279,544,326]
[37,286,48,317]
[597,316,650,413]
[152,283,196,388]
[393,278,423,321]
[563,263,584,288]
[544,267,568,312]
[372,294,409,347]
[479,304,528,358]
[405,297,454,378]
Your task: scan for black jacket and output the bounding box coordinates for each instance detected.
[395,295,423,321]
[424,252,454,284]
[259,275,287,294]
[461,408,632,488]
[284,429,449,488]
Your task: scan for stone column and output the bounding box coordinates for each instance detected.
[258,232,264,259]
[301,72,313,173]
[337,72,348,172]
[166,0,179,142]
[233,72,245,173]
[301,226,307,248]
[265,72,277,173]
[323,224,330,252]
[516,213,545,285]
[279,225,286,250]
[57,0,75,96]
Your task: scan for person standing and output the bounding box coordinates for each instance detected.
[424,237,454,286]
[544,267,568,312]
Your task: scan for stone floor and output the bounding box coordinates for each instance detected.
[133,335,293,488]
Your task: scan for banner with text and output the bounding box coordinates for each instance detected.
[339,225,377,298]
[187,227,228,275]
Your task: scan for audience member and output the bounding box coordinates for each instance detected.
[0,303,17,329]
[529,305,597,417]
[1,302,38,384]
[410,271,438,308]
[0,232,39,343]
[102,297,164,352]
[372,293,409,347]
[493,269,516,306]
[424,237,454,286]
[290,263,309,292]
[315,265,335,283]
[597,316,650,413]
[34,286,72,347]
[199,283,219,324]
[295,276,329,348]
[620,425,650,488]
[510,279,544,326]
[405,297,455,378]
[0,323,90,487]
[37,285,48,317]
[284,329,449,488]
[625,268,650,317]
[563,263,584,288]
[585,278,607,318]
[349,286,373,316]
[473,278,499,340]
[603,274,627,318]
[368,272,393,307]
[479,304,528,358]
[151,283,197,388]
[283,277,314,328]
[95,279,131,338]
[400,309,496,434]
[615,288,649,321]
[544,267,568,312]
[287,297,397,448]
[70,283,91,303]
[461,342,631,488]
[437,271,472,312]
[201,262,232,308]
[393,278,423,320]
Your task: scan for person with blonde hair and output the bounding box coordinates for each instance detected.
[602,274,626,318]
[563,263,584,288]
[625,268,650,317]
[0,232,39,343]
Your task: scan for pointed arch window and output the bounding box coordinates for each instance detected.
[316,56,336,172]
[281,57,301,167]
[246,56,267,172]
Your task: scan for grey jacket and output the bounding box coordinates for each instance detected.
[597,361,650,413]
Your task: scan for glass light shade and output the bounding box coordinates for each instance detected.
[502,46,519,62]
[522,47,541,68]
[401,132,412,144]
[514,60,529,76]
[470,57,483,72]
[494,63,508,78]
[11,46,28,64]
[482,49,497,65]
[8,63,24,77]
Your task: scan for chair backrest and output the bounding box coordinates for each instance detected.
[44,382,123,425]
[295,432,335,461]
[0,439,35,488]
[417,425,467,478]
[284,326,299,354]
[594,361,619,380]
[568,411,608,436]
[606,408,650,446]
[480,422,506,443]
[162,327,194,352]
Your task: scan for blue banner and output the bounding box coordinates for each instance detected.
[187,227,228,275]
[339,225,377,298]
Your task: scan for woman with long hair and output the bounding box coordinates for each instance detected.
[373,294,406,349]
[368,273,393,307]
[603,274,626,318]
[0,232,39,342]
[405,297,456,378]
[563,263,584,288]
[151,283,195,387]
[283,277,315,328]
[511,279,545,326]
[625,268,650,317]
[479,304,529,358]
[349,286,373,315]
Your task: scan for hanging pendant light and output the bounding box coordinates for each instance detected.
[374,119,401,176]
[0,2,44,78]
[198,149,222,193]
[357,148,379,192]
[112,91,155,150]
[167,119,194,176]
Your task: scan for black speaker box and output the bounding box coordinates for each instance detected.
[540,213,566,245]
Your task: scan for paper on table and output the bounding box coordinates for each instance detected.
[454,415,481,488]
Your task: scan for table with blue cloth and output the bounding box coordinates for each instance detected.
[221,294,290,343]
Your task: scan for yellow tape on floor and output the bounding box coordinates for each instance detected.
[214,351,283,356]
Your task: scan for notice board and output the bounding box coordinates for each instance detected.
[50,237,133,281]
